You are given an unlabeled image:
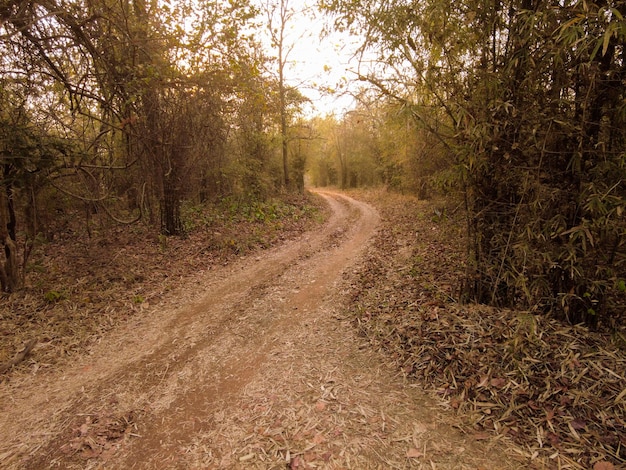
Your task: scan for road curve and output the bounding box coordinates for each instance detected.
[0,191,380,469]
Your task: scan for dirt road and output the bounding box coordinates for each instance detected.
[0,191,521,469]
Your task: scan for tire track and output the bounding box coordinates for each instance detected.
[6,191,378,469]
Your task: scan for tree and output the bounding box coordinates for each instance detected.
[321,0,626,325]
[0,88,64,291]
[0,0,118,290]
[305,106,383,190]
[229,48,276,200]
[0,0,277,291]
[264,0,312,189]
[266,0,293,188]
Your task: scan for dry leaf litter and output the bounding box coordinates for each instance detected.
[1,189,623,470]
[347,189,626,470]
[180,290,523,469]
[0,194,325,375]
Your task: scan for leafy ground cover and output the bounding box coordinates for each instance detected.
[0,193,327,373]
[2,188,624,469]
[345,189,626,470]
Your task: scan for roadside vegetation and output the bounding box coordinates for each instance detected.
[346,189,625,469]
[1,0,625,468]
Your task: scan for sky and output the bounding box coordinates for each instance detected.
[284,15,360,116]
[256,1,367,117]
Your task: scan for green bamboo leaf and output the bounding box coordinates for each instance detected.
[602,22,616,56]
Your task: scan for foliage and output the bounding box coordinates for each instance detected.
[0,0,310,290]
[304,92,455,197]
[306,110,383,190]
[43,289,68,303]
[321,0,626,326]
[346,190,626,468]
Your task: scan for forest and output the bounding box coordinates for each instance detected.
[1,0,625,324]
[0,0,625,467]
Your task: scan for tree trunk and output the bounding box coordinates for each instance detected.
[279,56,290,189]
[0,181,19,292]
[160,179,182,236]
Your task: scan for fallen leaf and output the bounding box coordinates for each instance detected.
[413,423,429,434]
[406,447,423,458]
[79,423,90,436]
[548,432,560,446]
[490,377,506,388]
[80,445,101,460]
[593,462,615,470]
[239,453,255,462]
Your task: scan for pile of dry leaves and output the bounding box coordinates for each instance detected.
[346,189,626,469]
[0,193,326,376]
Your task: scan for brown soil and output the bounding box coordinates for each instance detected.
[0,191,526,469]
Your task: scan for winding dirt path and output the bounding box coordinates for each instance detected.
[0,191,522,469]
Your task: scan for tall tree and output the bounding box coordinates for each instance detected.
[321,0,626,325]
[265,0,311,189]
[0,0,275,290]
[266,0,292,188]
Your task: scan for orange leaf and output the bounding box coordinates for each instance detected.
[315,401,326,412]
[79,423,90,436]
[490,377,506,388]
[593,462,615,470]
[406,447,423,458]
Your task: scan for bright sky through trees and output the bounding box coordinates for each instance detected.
[256,0,364,116]
[287,17,359,115]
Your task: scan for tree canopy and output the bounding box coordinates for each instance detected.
[0,0,316,291]
[319,0,626,326]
